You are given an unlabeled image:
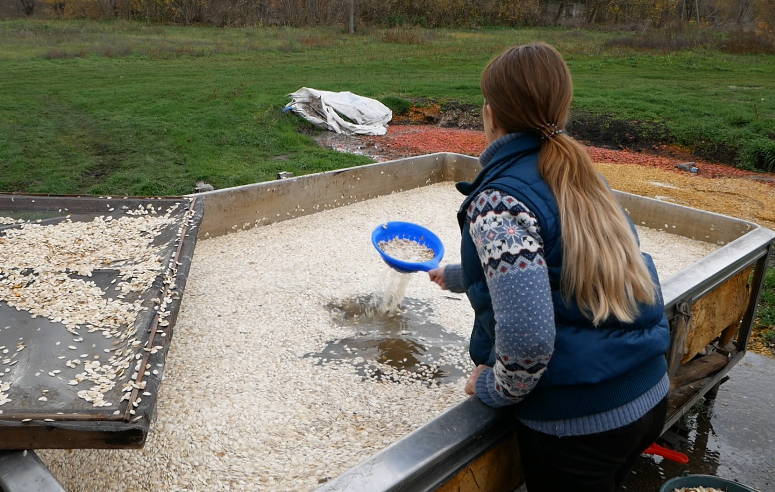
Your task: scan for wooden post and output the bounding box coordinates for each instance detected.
[349,0,354,34]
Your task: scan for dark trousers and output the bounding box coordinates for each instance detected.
[516,396,668,492]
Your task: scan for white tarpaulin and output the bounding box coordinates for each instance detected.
[283,87,393,136]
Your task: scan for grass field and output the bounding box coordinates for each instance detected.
[0,20,774,195]
[1,21,774,349]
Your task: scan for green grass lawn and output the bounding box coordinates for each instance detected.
[0,20,774,196]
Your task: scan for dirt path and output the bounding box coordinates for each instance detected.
[597,163,775,231]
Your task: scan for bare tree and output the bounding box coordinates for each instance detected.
[554,0,567,23]
[18,0,35,15]
[736,0,754,23]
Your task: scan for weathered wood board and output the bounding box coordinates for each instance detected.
[671,352,729,390]
[682,267,752,363]
[435,430,523,492]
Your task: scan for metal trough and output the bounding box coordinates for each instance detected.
[189,152,773,492]
[1,152,771,492]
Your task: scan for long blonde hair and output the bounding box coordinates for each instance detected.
[481,43,657,325]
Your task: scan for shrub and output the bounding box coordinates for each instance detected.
[758,306,775,327]
[100,45,115,58]
[738,138,775,172]
[604,29,720,51]
[604,27,775,55]
[299,33,338,49]
[117,45,133,57]
[44,48,87,59]
[379,96,412,116]
[378,26,437,44]
[757,268,775,327]
[721,29,775,55]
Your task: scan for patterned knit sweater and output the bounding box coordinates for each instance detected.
[444,185,668,437]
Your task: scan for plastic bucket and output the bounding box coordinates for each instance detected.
[660,474,758,492]
[372,221,445,274]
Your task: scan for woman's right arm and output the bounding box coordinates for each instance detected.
[467,189,555,407]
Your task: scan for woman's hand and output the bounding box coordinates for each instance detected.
[428,266,447,290]
[465,364,489,395]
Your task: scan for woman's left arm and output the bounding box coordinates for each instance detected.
[466,189,555,407]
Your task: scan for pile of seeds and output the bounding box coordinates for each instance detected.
[39,183,722,491]
[672,488,725,492]
[0,202,184,410]
[378,237,436,263]
[635,226,719,279]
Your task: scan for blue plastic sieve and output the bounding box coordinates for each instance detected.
[372,221,445,274]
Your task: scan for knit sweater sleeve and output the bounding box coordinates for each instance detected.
[442,264,466,293]
[467,189,555,408]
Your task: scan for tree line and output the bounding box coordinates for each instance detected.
[5,0,773,33]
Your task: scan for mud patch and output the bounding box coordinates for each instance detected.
[438,102,483,130]
[566,109,676,153]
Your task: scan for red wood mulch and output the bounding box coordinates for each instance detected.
[374,125,773,182]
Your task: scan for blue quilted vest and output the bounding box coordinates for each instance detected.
[457,133,670,420]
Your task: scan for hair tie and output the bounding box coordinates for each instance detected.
[537,123,564,140]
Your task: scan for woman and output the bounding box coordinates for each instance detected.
[428,43,670,492]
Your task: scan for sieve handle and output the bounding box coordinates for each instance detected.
[412,258,440,273]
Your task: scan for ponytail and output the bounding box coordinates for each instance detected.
[540,134,656,324]
[482,42,657,325]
